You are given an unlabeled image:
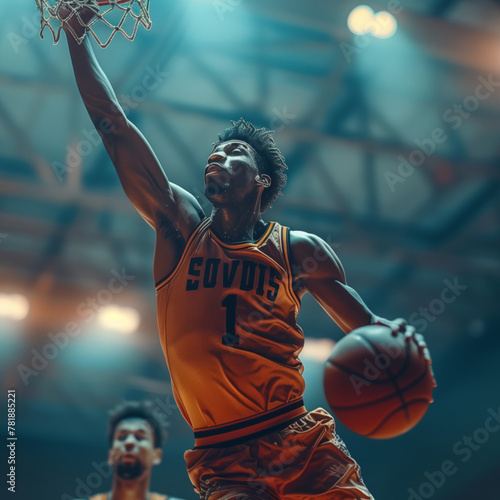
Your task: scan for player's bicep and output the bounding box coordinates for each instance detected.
[102,119,170,209]
[289,231,346,287]
[289,231,373,332]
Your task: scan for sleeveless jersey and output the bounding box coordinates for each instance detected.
[155,218,306,447]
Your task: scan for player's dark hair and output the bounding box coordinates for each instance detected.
[213,118,288,212]
[107,401,167,449]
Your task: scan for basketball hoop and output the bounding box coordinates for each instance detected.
[35,0,152,48]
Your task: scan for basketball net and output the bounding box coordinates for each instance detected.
[35,0,151,48]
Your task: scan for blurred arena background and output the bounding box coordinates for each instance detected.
[1,0,499,498]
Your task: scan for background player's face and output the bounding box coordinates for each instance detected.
[108,418,162,480]
[204,140,266,207]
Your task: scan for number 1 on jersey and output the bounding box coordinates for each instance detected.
[222,294,239,346]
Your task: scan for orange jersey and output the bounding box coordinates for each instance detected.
[156,218,306,446]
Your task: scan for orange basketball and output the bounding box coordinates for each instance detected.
[323,325,435,439]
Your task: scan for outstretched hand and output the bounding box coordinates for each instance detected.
[373,316,437,387]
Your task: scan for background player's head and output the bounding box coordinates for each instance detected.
[107,401,167,480]
[206,118,288,213]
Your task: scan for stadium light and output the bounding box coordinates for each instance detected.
[372,11,398,39]
[348,6,398,39]
[347,5,375,35]
[0,294,29,321]
[97,305,140,334]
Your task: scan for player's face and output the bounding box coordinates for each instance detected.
[204,140,264,207]
[108,418,162,480]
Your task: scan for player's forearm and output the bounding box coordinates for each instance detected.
[333,284,411,335]
[64,33,170,228]
[342,284,376,322]
[66,34,126,131]
[314,281,376,334]
[333,282,377,332]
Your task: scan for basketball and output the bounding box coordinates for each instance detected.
[323,325,435,439]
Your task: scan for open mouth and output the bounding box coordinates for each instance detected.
[205,163,225,176]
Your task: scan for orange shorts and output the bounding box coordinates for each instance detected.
[184,408,375,500]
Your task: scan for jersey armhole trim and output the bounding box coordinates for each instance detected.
[282,226,301,310]
[155,217,210,292]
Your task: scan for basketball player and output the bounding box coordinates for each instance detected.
[75,400,184,500]
[60,4,435,498]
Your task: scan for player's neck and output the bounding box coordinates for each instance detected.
[110,473,151,500]
[209,205,265,243]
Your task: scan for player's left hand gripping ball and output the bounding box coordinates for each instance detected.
[374,316,437,389]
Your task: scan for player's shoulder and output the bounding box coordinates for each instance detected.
[288,229,345,281]
[288,229,330,251]
[154,182,206,237]
[167,183,206,230]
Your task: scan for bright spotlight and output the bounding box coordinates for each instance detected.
[347,5,375,36]
[371,11,398,39]
[97,305,140,334]
[0,294,29,321]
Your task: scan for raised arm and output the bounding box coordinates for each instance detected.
[62,7,204,234]
[289,231,433,369]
